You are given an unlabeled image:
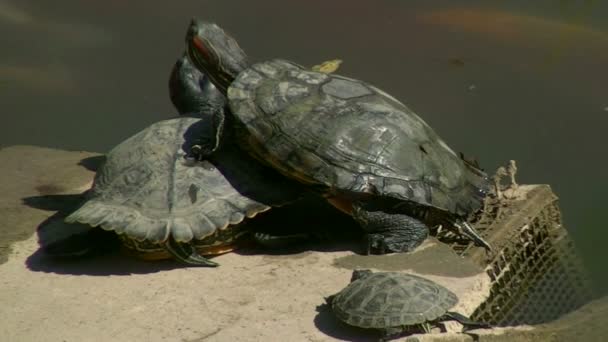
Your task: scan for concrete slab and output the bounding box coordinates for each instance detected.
[0,145,494,342]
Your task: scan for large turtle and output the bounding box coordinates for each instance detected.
[183,20,491,254]
[326,270,489,341]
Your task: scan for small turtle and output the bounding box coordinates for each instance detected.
[184,20,491,254]
[327,270,489,341]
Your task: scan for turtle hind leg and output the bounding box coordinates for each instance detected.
[353,202,429,255]
[163,236,219,267]
[443,311,491,331]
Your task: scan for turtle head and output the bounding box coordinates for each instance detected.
[186,19,249,95]
[169,52,226,116]
[351,269,373,282]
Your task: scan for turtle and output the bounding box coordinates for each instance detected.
[183,19,492,254]
[61,115,304,266]
[52,57,306,266]
[168,52,342,117]
[49,54,344,266]
[326,270,489,341]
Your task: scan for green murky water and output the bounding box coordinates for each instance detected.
[1,1,606,294]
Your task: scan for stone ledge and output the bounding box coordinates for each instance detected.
[0,145,602,341]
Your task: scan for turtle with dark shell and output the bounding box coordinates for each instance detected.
[169,52,342,118]
[46,54,343,266]
[183,20,491,254]
[60,115,303,266]
[326,270,489,341]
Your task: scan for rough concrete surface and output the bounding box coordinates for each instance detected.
[0,146,495,341]
[407,295,608,342]
[1,145,602,342]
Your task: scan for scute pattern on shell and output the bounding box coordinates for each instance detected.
[331,272,458,328]
[66,116,301,244]
[228,59,488,217]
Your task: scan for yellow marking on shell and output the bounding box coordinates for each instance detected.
[195,244,240,256]
[120,235,248,260]
[311,59,343,74]
[121,243,241,260]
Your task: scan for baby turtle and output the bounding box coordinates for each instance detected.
[184,20,491,254]
[327,270,488,341]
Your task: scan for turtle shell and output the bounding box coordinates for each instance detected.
[228,59,487,216]
[330,272,458,329]
[65,116,301,252]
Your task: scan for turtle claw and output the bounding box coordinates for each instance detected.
[163,237,219,267]
[185,143,212,162]
[453,220,492,251]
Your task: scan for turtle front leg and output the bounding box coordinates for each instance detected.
[163,236,219,267]
[353,202,429,254]
[187,107,227,161]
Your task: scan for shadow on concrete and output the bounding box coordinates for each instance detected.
[23,208,181,276]
[21,190,180,276]
[313,303,381,342]
[77,155,106,172]
[25,246,180,276]
[235,195,366,257]
[21,189,365,275]
[22,193,85,212]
